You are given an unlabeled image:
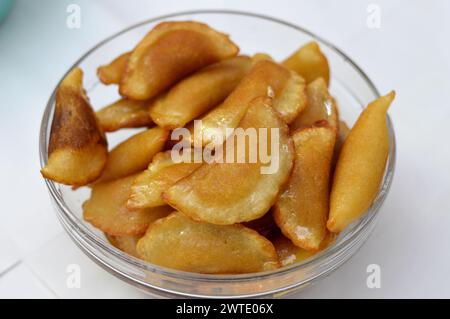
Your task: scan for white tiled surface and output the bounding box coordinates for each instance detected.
[24,233,146,299]
[0,0,449,298]
[0,263,55,299]
[0,232,20,274]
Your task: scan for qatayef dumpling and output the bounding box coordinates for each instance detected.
[96,98,152,132]
[282,41,330,86]
[127,152,201,210]
[149,56,252,129]
[41,68,107,186]
[106,234,141,258]
[137,212,280,274]
[120,21,239,100]
[83,174,172,236]
[193,59,306,146]
[290,77,338,131]
[328,91,395,233]
[164,97,294,225]
[97,51,131,85]
[274,126,336,251]
[271,232,337,266]
[98,126,169,183]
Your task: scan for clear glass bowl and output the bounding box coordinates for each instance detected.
[39,10,396,298]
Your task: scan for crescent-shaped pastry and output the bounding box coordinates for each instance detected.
[194,59,306,146]
[274,126,336,251]
[290,77,338,131]
[96,98,152,132]
[120,21,239,100]
[328,91,395,232]
[282,41,330,86]
[41,68,107,186]
[149,56,252,129]
[98,126,169,182]
[83,174,172,236]
[97,52,131,85]
[164,97,294,225]
[137,212,280,274]
[127,152,201,210]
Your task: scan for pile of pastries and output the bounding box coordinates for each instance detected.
[41,21,394,274]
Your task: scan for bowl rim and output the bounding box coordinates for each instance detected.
[39,9,396,287]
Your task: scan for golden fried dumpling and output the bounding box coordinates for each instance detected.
[328,91,395,232]
[195,60,306,146]
[120,21,239,100]
[290,77,338,131]
[282,41,330,85]
[274,126,336,251]
[271,232,337,266]
[41,68,107,186]
[96,98,152,132]
[83,174,172,236]
[98,127,168,182]
[106,234,141,258]
[127,153,201,210]
[137,212,280,274]
[97,52,131,85]
[149,56,252,129]
[164,97,294,225]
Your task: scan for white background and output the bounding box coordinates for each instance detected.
[0,0,449,298]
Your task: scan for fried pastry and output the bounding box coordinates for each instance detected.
[328,91,395,232]
[149,56,252,129]
[136,212,280,273]
[83,174,172,236]
[290,77,338,131]
[41,68,107,186]
[282,41,330,85]
[274,126,336,251]
[97,52,131,85]
[99,127,168,182]
[164,97,294,225]
[96,98,152,132]
[194,59,306,146]
[120,21,239,100]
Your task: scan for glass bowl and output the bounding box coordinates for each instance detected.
[39,10,396,298]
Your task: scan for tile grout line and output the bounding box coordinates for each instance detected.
[22,261,59,299]
[20,229,65,260]
[0,260,22,278]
